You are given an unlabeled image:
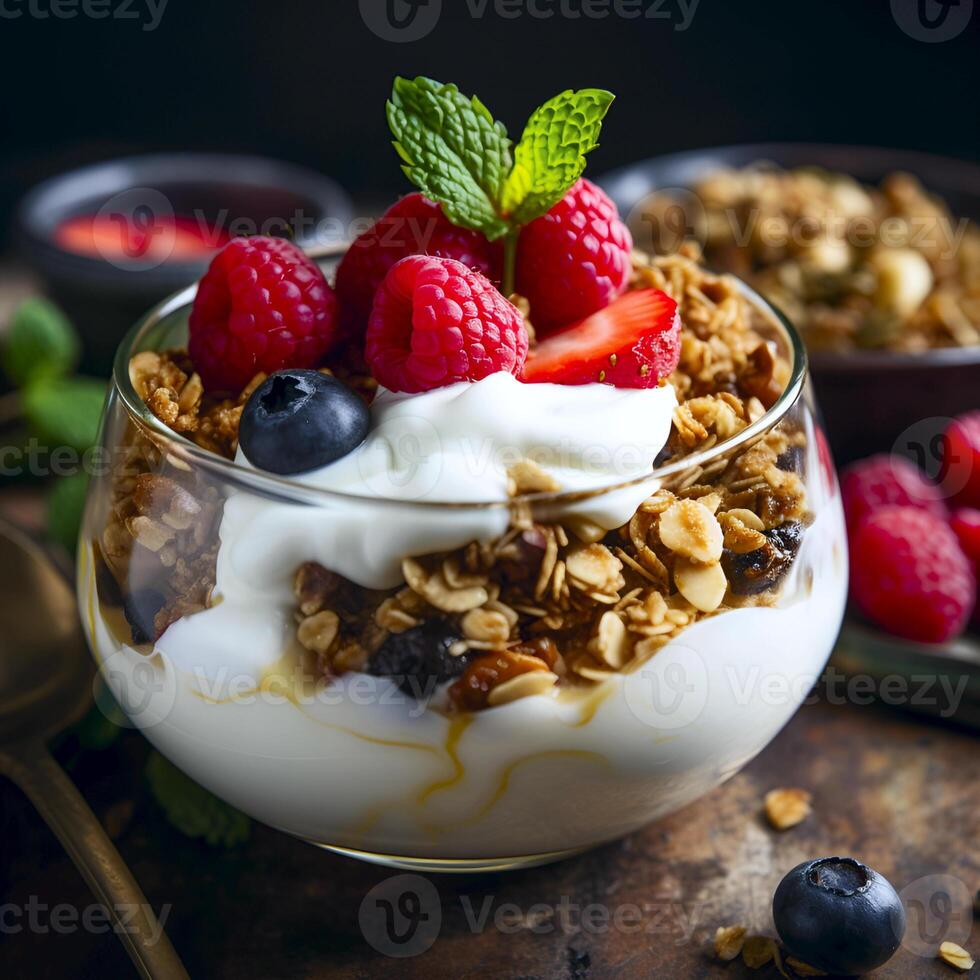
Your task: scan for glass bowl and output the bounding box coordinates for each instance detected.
[77,248,848,872]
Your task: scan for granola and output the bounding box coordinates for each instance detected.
[100,249,811,713]
[633,165,980,352]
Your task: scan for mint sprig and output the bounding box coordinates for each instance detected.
[502,88,614,225]
[387,76,512,240]
[3,296,79,386]
[146,751,251,848]
[387,77,615,293]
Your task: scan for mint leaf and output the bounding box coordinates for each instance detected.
[387,76,513,240]
[146,751,250,848]
[2,297,80,386]
[70,697,124,751]
[46,469,90,554]
[502,89,615,225]
[22,376,105,453]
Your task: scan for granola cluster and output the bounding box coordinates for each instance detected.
[102,250,810,713]
[633,165,980,352]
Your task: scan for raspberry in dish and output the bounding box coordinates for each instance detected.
[335,194,500,341]
[950,508,980,563]
[849,505,974,643]
[521,287,680,387]
[515,178,632,331]
[189,236,337,393]
[941,411,980,508]
[840,453,948,532]
[365,254,528,393]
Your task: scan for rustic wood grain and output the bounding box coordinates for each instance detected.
[0,696,977,979]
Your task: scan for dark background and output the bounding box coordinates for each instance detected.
[1,0,978,233]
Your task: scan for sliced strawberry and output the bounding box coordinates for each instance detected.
[521,288,680,388]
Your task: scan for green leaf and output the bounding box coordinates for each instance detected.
[387,76,513,240]
[502,89,615,225]
[70,696,125,751]
[46,469,90,554]
[146,751,251,848]
[2,297,80,386]
[22,376,106,453]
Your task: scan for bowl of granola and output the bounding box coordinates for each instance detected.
[602,145,980,463]
[76,81,848,871]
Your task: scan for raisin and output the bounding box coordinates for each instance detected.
[365,619,468,698]
[776,444,804,474]
[722,520,804,596]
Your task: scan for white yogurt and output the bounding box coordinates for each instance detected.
[159,373,676,681]
[79,407,849,862]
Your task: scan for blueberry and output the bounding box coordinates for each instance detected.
[240,370,369,475]
[122,588,167,644]
[773,857,906,975]
[776,444,804,473]
[366,620,469,698]
[722,519,804,596]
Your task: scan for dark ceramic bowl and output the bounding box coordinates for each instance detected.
[600,144,980,465]
[17,153,353,372]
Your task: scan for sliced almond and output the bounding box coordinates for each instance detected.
[674,558,727,613]
[487,670,558,706]
[297,610,340,656]
[742,935,776,969]
[461,608,512,645]
[658,499,724,563]
[713,925,747,962]
[507,458,561,495]
[402,558,488,613]
[722,507,766,532]
[589,611,633,669]
[939,941,975,971]
[764,787,812,830]
[565,543,623,594]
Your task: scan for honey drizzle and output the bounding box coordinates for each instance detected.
[415,714,472,805]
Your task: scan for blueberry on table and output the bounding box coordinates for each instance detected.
[773,857,906,975]
[366,620,469,697]
[239,370,369,475]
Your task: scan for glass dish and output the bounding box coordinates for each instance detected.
[77,249,848,872]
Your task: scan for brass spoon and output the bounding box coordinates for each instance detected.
[0,520,187,979]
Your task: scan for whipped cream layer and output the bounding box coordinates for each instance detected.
[161,373,676,677]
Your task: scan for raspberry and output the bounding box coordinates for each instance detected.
[189,236,337,393]
[840,454,947,532]
[365,255,528,393]
[515,178,632,331]
[941,411,980,508]
[849,506,974,643]
[950,508,980,563]
[335,193,500,341]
